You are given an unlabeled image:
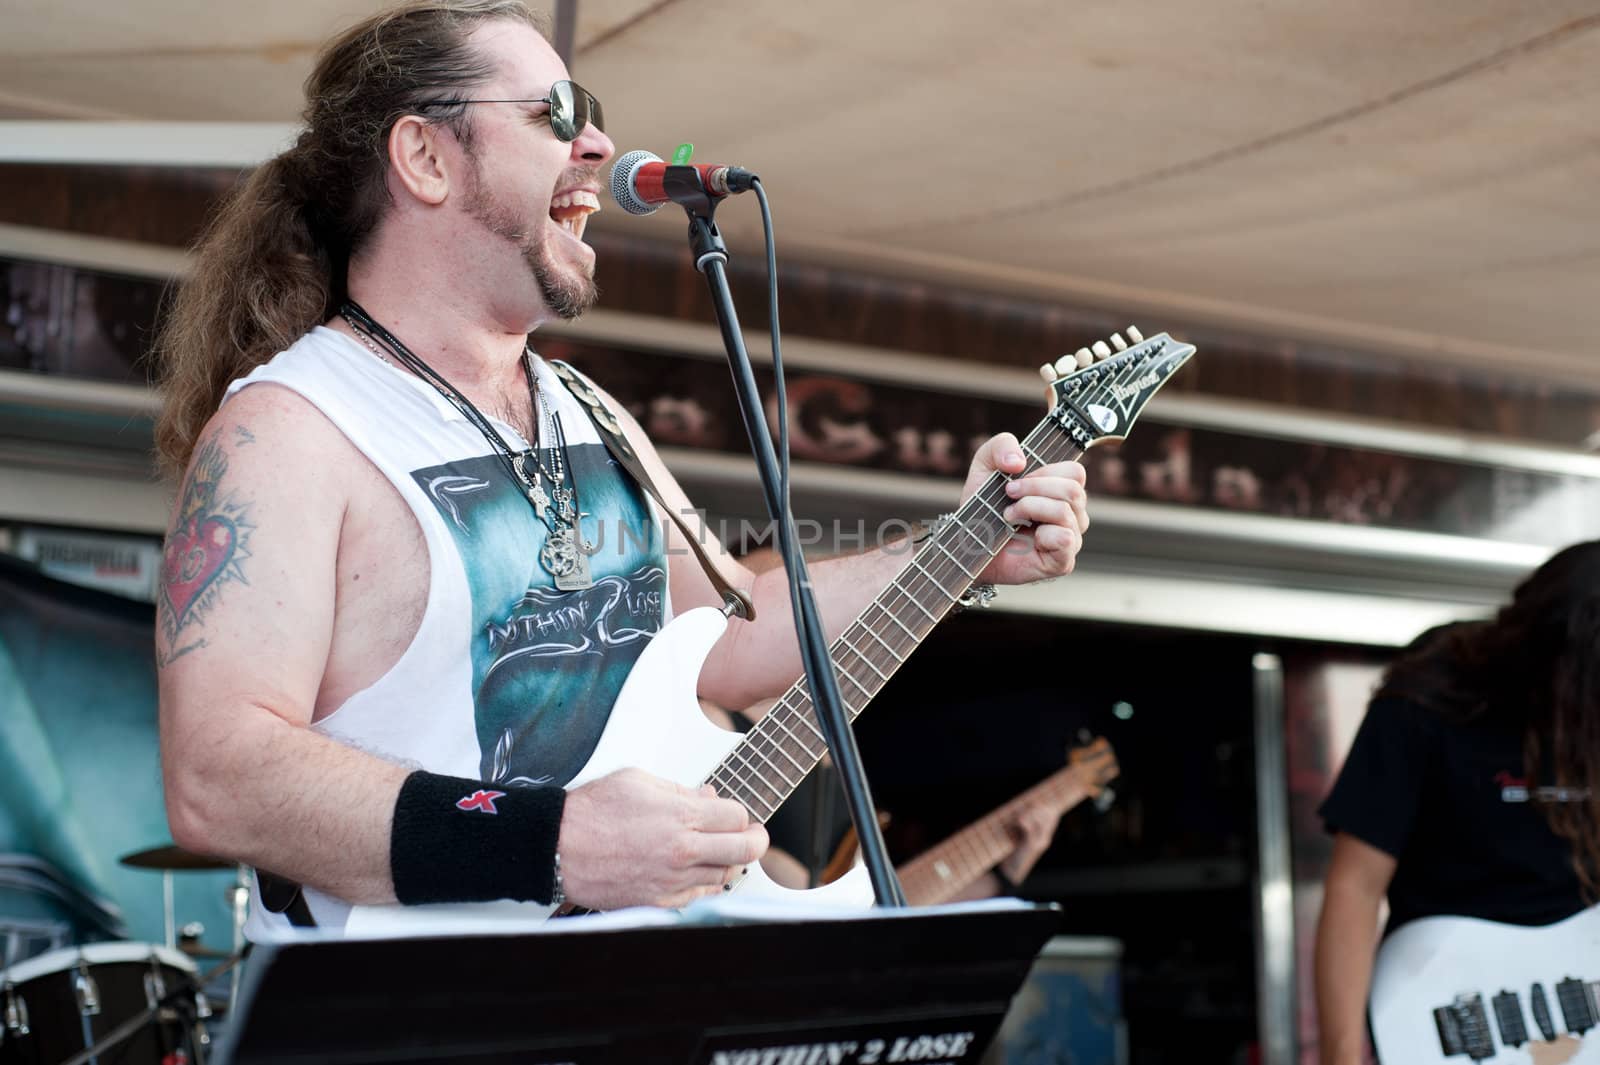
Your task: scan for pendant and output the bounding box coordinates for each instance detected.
[527,481,551,521]
[514,454,550,520]
[540,523,594,591]
[553,485,576,524]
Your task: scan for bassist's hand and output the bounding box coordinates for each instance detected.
[998,801,1064,886]
[557,768,768,910]
[962,433,1090,585]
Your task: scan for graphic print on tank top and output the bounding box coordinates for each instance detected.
[413,441,666,787]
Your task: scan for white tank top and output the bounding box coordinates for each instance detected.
[224,326,672,937]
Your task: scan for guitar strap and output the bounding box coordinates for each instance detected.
[547,359,755,621]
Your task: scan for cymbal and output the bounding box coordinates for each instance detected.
[119,843,232,871]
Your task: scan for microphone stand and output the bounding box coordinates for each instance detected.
[664,168,905,907]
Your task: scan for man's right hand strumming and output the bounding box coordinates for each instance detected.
[557,769,769,911]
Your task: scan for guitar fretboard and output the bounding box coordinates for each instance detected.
[897,764,1092,905]
[702,416,1084,823]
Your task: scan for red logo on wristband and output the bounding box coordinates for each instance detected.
[456,789,506,814]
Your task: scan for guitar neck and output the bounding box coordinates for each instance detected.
[896,765,1090,906]
[703,418,1085,824]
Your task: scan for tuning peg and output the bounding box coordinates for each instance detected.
[1110,333,1128,352]
[1092,341,1112,360]
[1038,364,1058,382]
[1074,347,1094,369]
[1127,325,1144,343]
[1053,354,1076,376]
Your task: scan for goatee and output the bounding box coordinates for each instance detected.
[464,162,599,319]
[531,252,597,320]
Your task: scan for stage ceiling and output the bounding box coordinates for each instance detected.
[1,0,1597,395]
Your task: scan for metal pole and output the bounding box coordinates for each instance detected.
[229,866,248,1016]
[162,870,174,949]
[689,222,903,906]
[1252,652,1297,1065]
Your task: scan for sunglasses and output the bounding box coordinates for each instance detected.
[416,79,604,143]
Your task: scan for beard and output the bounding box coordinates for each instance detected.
[463,158,599,321]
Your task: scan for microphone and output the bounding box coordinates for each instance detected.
[609,150,758,216]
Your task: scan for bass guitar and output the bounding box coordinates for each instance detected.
[346,327,1195,935]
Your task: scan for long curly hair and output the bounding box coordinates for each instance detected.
[1378,539,1600,897]
[152,0,548,480]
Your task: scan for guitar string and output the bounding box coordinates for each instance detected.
[745,346,1165,862]
[715,450,1050,815]
[709,417,1073,816]
[710,420,1076,816]
[861,339,1168,646]
[916,827,1007,900]
[708,343,1177,819]
[857,338,1172,656]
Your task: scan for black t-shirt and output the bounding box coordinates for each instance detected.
[1319,695,1587,932]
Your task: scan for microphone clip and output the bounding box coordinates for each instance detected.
[662,164,756,220]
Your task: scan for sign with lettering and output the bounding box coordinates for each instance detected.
[541,336,1600,551]
[695,1017,999,1065]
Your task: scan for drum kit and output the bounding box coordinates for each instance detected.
[0,843,250,1065]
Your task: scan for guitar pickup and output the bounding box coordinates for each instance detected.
[1531,982,1557,1042]
[1492,990,1528,1047]
[1557,977,1595,1034]
[1433,994,1495,1061]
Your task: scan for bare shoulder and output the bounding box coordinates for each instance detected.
[211,380,365,464]
[156,383,356,675]
[165,383,358,557]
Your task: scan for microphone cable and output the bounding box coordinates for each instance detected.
[751,178,905,906]
[750,179,795,567]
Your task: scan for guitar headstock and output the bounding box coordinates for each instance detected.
[1066,736,1120,794]
[1038,327,1197,450]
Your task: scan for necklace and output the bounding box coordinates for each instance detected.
[340,302,594,590]
[344,324,392,365]
[528,394,595,589]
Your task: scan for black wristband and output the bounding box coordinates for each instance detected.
[390,770,565,906]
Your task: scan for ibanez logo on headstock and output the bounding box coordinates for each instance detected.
[1038,326,1197,452]
[1111,372,1162,403]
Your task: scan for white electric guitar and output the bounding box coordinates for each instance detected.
[1370,905,1600,1064]
[346,327,1196,936]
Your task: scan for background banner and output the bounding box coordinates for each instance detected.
[0,554,235,961]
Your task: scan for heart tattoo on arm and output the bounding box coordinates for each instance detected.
[158,435,254,664]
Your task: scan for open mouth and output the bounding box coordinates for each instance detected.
[549,189,600,241]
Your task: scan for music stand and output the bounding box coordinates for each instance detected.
[212,902,1061,1065]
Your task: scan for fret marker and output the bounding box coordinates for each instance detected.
[934,860,952,880]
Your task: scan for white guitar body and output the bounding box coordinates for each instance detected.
[1370,906,1600,1064]
[345,607,875,937]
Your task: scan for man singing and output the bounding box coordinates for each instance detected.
[153,0,1091,938]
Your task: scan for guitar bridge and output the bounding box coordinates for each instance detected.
[1432,994,1495,1061]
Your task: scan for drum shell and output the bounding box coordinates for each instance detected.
[0,942,197,1065]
